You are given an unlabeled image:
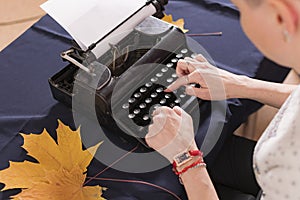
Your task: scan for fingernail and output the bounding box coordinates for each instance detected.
[164,88,171,92]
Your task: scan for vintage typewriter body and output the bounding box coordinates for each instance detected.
[49,1,201,147]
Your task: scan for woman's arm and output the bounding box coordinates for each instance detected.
[146,106,219,200]
[235,76,297,108]
[166,55,297,109]
[180,163,219,200]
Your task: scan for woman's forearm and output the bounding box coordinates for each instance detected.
[180,167,219,200]
[231,76,297,108]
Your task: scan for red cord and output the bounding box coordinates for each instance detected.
[84,143,183,200]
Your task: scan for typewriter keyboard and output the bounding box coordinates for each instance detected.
[112,48,200,140]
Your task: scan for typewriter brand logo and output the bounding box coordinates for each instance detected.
[72,31,227,173]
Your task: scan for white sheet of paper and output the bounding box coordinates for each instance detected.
[41,0,154,53]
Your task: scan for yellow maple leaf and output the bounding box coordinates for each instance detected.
[0,120,105,200]
[161,13,189,33]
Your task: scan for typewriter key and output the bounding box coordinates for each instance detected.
[156,87,164,93]
[181,48,188,54]
[139,103,146,109]
[143,115,150,121]
[176,54,183,58]
[151,77,158,82]
[167,78,173,83]
[153,104,161,109]
[180,93,186,98]
[134,93,142,98]
[165,94,172,99]
[175,98,181,103]
[161,67,168,73]
[172,73,177,78]
[151,92,158,98]
[191,53,198,59]
[145,82,153,87]
[122,103,129,109]
[133,109,141,114]
[160,99,166,104]
[156,72,163,77]
[170,103,175,108]
[140,87,147,93]
[145,98,152,104]
[166,63,174,68]
[128,98,136,103]
[171,58,178,63]
[128,113,135,119]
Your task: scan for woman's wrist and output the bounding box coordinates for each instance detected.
[226,74,253,99]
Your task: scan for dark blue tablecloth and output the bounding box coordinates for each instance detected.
[0,0,289,199]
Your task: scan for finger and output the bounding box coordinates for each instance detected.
[173,106,182,116]
[176,59,189,77]
[152,106,162,116]
[184,57,210,69]
[185,85,211,100]
[165,75,190,92]
[194,54,208,62]
[176,59,196,77]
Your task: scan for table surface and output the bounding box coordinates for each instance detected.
[0,0,290,199]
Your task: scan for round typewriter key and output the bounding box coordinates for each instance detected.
[145,98,152,104]
[176,53,183,58]
[153,104,161,109]
[151,92,158,98]
[156,72,163,77]
[156,87,164,93]
[180,93,186,98]
[165,94,172,99]
[128,113,135,119]
[170,103,175,108]
[166,63,174,68]
[172,73,177,78]
[143,115,150,121]
[160,99,166,104]
[140,87,147,93]
[134,92,141,98]
[167,78,173,83]
[161,67,168,73]
[151,77,158,82]
[175,98,181,103]
[128,98,136,103]
[181,48,188,54]
[122,103,129,109]
[139,103,146,109]
[171,58,178,63]
[191,53,198,59]
[145,82,153,87]
[133,109,141,114]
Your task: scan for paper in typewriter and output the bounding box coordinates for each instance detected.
[41,0,156,57]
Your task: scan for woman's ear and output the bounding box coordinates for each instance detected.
[266,0,298,35]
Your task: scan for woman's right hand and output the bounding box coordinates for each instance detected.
[166,54,247,100]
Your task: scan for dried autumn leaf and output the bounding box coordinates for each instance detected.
[161,13,189,33]
[0,120,105,200]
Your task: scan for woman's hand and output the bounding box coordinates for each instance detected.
[166,54,246,100]
[146,106,198,163]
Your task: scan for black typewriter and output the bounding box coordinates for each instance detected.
[49,0,201,147]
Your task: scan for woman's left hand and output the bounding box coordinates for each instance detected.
[145,106,198,163]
